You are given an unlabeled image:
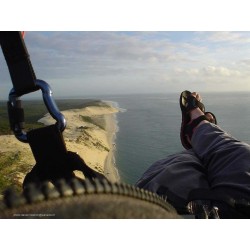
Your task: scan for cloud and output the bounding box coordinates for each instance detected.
[172,66,241,78]
[24,31,196,83]
[201,66,241,77]
[1,31,250,99]
[197,31,250,44]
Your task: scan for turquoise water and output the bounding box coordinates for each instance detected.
[100,92,250,184]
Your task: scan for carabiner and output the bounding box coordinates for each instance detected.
[8,79,66,143]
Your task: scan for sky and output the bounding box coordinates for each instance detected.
[1,31,250,99]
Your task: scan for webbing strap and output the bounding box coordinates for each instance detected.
[7,100,25,131]
[25,125,107,184]
[188,188,250,218]
[0,31,38,96]
[27,125,68,166]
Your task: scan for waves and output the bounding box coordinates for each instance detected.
[102,100,127,113]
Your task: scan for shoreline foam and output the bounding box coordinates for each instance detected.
[102,112,120,182]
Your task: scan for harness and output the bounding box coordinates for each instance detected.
[187,188,250,219]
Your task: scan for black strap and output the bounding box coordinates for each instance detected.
[185,115,209,139]
[24,125,107,186]
[184,93,205,113]
[0,31,38,96]
[27,125,68,166]
[7,100,25,131]
[188,188,250,218]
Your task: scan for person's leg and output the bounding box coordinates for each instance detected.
[136,150,209,211]
[192,122,250,198]
[187,93,250,200]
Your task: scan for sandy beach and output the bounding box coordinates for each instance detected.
[0,101,120,189]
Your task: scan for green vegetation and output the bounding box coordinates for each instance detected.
[56,99,110,110]
[80,115,105,130]
[92,141,109,152]
[0,99,109,135]
[76,130,109,152]
[0,100,47,135]
[0,152,20,193]
[0,151,33,194]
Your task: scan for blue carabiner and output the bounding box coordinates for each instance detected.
[8,79,67,143]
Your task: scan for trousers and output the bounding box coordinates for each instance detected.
[136,123,250,210]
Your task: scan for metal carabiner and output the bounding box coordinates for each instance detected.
[8,79,66,143]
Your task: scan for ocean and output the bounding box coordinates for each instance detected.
[95,92,250,185]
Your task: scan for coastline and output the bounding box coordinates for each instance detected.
[0,101,120,193]
[102,112,120,182]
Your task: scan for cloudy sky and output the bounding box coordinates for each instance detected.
[1,31,250,99]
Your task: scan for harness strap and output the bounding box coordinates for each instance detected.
[0,31,38,95]
[24,125,107,187]
[188,188,250,218]
[7,99,25,132]
[27,125,68,166]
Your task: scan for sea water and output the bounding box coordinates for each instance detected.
[99,92,250,184]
